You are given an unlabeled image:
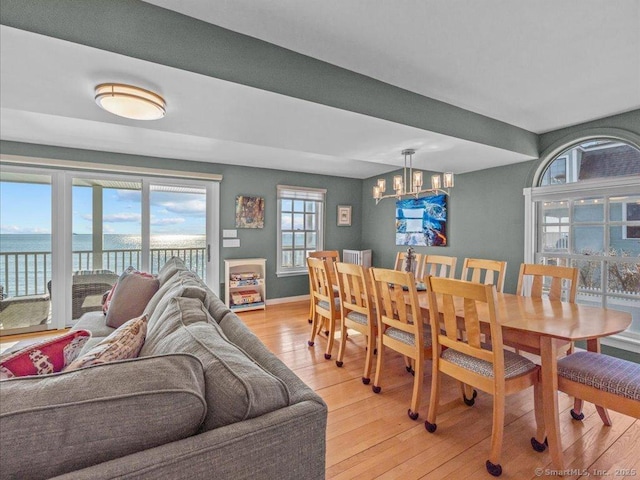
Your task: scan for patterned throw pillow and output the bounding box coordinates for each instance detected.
[64,314,148,371]
[0,330,91,380]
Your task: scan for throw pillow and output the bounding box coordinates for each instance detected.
[102,266,134,314]
[102,266,157,315]
[65,314,148,371]
[0,330,91,380]
[105,268,159,328]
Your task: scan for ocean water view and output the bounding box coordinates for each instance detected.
[0,233,206,252]
[0,234,206,297]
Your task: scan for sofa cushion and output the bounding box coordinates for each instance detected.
[145,260,231,324]
[65,315,148,371]
[157,256,186,286]
[219,310,324,406]
[0,354,206,480]
[145,268,202,317]
[0,330,90,380]
[105,270,159,328]
[140,296,290,430]
[72,311,116,339]
[201,290,232,323]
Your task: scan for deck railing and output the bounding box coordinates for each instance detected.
[0,247,206,298]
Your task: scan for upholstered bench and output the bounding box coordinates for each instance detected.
[557,351,640,425]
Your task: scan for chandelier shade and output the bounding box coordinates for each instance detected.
[95,83,166,120]
[373,149,454,204]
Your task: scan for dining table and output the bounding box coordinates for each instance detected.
[412,289,632,472]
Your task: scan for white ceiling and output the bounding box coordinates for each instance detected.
[1,1,639,179]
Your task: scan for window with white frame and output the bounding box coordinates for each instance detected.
[276,185,326,276]
[622,201,640,239]
[526,137,640,350]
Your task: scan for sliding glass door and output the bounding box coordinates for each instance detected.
[0,164,219,334]
[64,175,214,327]
[69,177,143,325]
[0,170,53,334]
[149,183,207,280]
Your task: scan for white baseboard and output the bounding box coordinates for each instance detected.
[266,295,309,305]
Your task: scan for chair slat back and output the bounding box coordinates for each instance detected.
[427,277,500,368]
[422,255,457,280]
[516,263,578,302]
[335,262,371,316]
[307,257,333,304]
[461,258,507,293]
[394,252,424,277]
[309,250,340,286]
[371,267,422,338]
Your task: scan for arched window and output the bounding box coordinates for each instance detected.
[526,137,640,351]
[539,139,640,186]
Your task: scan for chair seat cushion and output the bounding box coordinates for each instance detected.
[385,325,432,348]
[346,311,369,326]
[442,345,536,379]
[557,351,640,401]
[318,297,340,311]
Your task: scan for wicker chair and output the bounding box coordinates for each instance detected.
[0,288,50,330]
[48,270,119,320]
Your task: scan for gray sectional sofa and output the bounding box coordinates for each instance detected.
[0,258,327,480]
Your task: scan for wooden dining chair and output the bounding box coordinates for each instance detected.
[307,257,341,360]
[424,276,543,477]
[370,267,432,420]
[394,251,424,277]
[420,254,457,281]
[515,263,578,356]
[334,262,376,384]
[307,251,340,324]
[461,258,507,293]
[516,263,578,303]
[514,263,590,415]
[557,351,640,425]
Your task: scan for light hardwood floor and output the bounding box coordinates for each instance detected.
[2,301,638,479]
[239,301,639,480]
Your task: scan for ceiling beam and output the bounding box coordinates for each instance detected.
[1,0,538,158]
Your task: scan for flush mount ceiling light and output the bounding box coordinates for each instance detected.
[94,83,166,120]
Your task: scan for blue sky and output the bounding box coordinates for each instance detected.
[0,183,206,235]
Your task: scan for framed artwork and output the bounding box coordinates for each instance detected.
[337,205,352,226]
[235,195,265,228]
[395,194,447,246]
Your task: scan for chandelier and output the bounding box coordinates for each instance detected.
[372,149,454,204]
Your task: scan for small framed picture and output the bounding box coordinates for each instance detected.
[337,205,352,226]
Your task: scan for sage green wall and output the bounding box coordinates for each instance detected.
[0,141,363,300]
[361,108,640,295]
[361,160,539,293]
[217,165,362,299]
[3,110,639,300]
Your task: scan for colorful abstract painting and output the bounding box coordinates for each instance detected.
[395,195,447,246]
[235,195,265,228]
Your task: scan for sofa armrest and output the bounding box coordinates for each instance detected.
[50,400,327,480]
